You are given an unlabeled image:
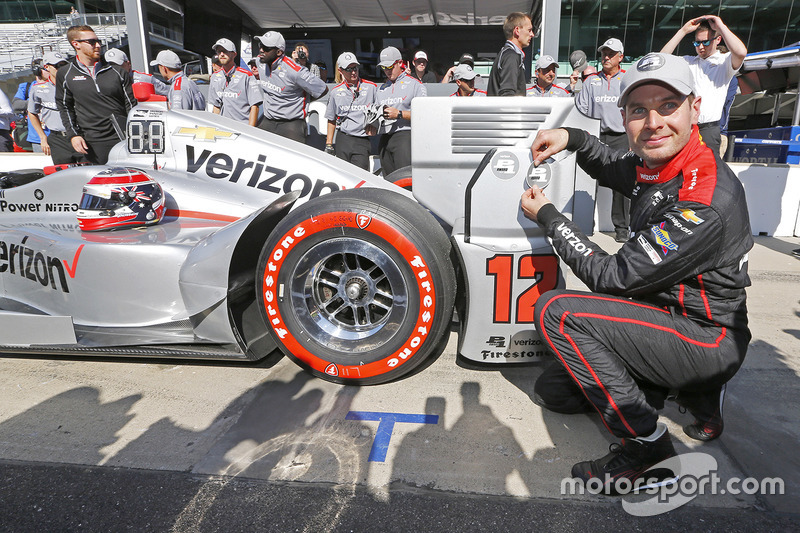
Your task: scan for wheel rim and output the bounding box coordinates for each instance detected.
[288,238,409,353]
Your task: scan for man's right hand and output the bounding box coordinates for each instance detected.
[40,138,50,156]
[530,128,569,167]
[71,135,88,154]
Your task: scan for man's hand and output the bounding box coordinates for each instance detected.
[530,128,569,167]
[325,144,335,155]
[40,137,50,156]
[383,106,402,120]
[569,71,579,91]
[520,186,552,223]
[681,17,705,35]
[71,135,88,154]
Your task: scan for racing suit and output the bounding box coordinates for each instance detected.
[533,126,752,439]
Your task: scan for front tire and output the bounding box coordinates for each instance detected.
[256,188,455,384]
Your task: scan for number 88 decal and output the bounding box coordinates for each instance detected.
[486,254,559,324]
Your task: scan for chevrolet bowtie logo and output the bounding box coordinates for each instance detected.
[174,126,239,142]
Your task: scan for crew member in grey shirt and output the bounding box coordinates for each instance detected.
[150,49,205,110]
[27,51,77,164]
[105,48,169,97]
[209,38,261,126]
[376,46,427,176]
[574,37,631,242]
[324,52,378,170]
[256,31,328,144]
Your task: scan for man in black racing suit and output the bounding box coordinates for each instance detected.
[520,52,752,494]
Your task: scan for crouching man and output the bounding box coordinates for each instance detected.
[520,53,752,494]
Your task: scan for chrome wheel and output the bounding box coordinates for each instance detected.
[289,238,408,352]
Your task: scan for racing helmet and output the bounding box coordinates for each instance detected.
[77,168,165,231]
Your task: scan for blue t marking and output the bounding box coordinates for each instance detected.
[346,411,439,462]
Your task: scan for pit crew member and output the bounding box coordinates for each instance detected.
[209,38,262,127]
[520,52,752,493]
[256,31,328,144]
[28,52,78,164]
[450,64,486,97]
[324,52,377,170]
[150,49,206,110]
[376,46,427,176]
[105,48,169,97]
[526,55,570,97]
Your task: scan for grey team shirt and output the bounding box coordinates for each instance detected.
[325,80,377,137]
[526,83,571,97]
[167,72,206,110]
[259,56,328,120]
[574,70,625,133]
[377,72,427,135]
[209,66,262,122]
[27,80,65,131]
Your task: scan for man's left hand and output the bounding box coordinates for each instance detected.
[520,186,552,223]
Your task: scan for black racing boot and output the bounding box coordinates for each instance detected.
[571,423,677,495]
[533,363,593,414]
[678,384,726,441]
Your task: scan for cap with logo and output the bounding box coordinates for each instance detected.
[43,51,67,66]
[453,64,477,81]
[104,48,128,65]
[378,46,403,67]
[413,51,428,62]
[212,38,236,53]
[618,52,694,107]
[257,31,285,51]
[569,50,587,72]
[150,49,182,69]
[535,54,558,70]
[459,53,475,67]
[598,38,624,55]
[337,52,359,69]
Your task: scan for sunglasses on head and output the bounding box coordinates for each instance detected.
[75,38,101,46]
[342,65,358,73]
[693,39,713,47]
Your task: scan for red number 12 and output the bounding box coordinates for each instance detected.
[486,254,559,324]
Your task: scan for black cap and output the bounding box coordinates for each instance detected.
[459,53,475,67]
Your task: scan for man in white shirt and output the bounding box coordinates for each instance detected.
[661,15,746,155]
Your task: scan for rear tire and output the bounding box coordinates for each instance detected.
[256,188,455,384]
[384,165,412,190]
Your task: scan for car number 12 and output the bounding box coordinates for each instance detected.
[486,254,559,324]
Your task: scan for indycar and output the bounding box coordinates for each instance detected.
[0,89,598,385]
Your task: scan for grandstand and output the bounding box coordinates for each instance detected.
[0,13,127,78]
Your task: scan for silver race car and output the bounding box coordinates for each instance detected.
[0,92,597,384]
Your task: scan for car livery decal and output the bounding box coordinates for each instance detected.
[185,146,341,199]
[262,212,436,378]
[0,239,83,293]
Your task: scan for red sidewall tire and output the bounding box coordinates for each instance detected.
[257,188,455,385]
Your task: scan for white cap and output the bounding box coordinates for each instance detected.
[337,52,359,69]
[618,53,694,107]
[378,46,402,67]
[414,51,428,62]
[453,63,476,81]
[149,49,182,69]
[535,54,558,70]
[43,51,67,66]
[257,31,286,51]
[213,38,236,53]
[104,48,128,65]
[598,38,624,55]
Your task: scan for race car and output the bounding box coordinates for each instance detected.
[0,89,598,385]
